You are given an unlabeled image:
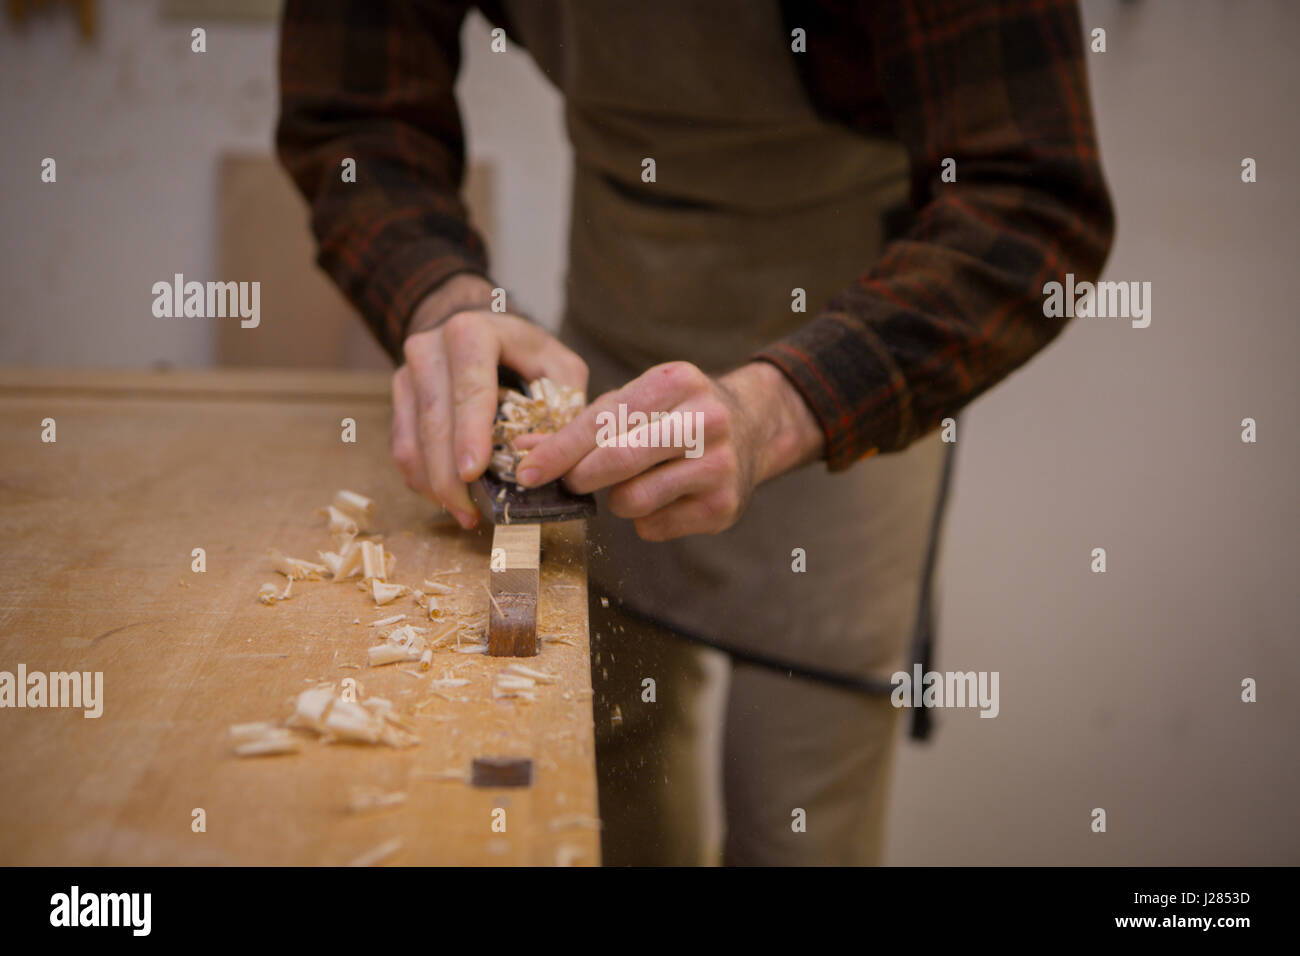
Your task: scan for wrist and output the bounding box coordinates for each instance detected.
[407,272,496,337]
[725,361,825,484]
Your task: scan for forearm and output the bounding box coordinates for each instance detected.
[408,273,498,337]
[275,0,489,361]
[754,0,1114,470]
[720,361,825,485]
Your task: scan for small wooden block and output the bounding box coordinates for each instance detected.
[471,757,534,788]
[488,523,540,657]
[488,593,538,657]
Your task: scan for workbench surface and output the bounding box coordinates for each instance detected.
[0,369,600,865]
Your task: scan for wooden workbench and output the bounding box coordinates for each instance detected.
[0,369,600,865]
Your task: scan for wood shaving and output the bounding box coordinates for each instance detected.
[429,676,471,690]
[360,541,387,581]
[493,688,536,702]
[368,643,419,666]
[370,614,406,627]
[411,767,469,782]
[482,582,504,618]
[370,579,408,606]
[492,672,537,701]
[487,377,584,483]
[346,837,403,867]
[547,815,602,832]
[323,504,359,538]
[332,489,375,531]
[273,685,418,749]
[318,538,362,579]
[270,549,327,580]
[230,723,301,757]
[427,623,461,648]
[454,644,487,655]
[495,675,536,692]
[233,734,302,757]
[421,580,453,595]
[503,662,558,684]
[324,699,386,744]
[229,721,277,740]
[367,624,428,668]
[257,580,292,605]
[555,845,584,866]
[347,787,407,813]
[287,685,335,731]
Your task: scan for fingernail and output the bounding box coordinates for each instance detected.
[454,508,478,529]
[517,467,540,487]
[459,454,476,480]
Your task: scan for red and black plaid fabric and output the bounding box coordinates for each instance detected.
[277,0,1114,469]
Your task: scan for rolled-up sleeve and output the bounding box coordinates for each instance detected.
[755,0,1115,470]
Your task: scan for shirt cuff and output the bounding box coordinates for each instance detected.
[750,312,912,471]
[369,239,490,360]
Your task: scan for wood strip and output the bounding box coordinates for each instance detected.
[487,523,541,657]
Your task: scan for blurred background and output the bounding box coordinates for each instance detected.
[1,0,1296,864]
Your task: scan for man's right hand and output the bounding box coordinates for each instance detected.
[391,276,588,529]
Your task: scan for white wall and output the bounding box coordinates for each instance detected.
[0,6,569,367]
[0,1,276,366]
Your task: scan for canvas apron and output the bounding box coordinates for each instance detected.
[504,0,946,683]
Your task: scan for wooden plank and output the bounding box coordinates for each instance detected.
[0,369,599,865]
[488,523,541,657]
[214,154,497,371]
[216,154,391,371]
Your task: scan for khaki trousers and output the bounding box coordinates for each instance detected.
[591,587,903,866]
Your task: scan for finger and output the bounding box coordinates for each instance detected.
[516,364,699,487]
[441,313,501,482]
[494,315,589,391]
[561,417,690,494]
[512,388,621,488]
[391,366,431,497]
[633,492,731,542]
[605,455,718,519]
[407,344,479,528]
[512,431,546,452]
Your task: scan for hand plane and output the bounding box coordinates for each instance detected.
[468,366,596,526]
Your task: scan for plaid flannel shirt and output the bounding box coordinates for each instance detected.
[277,0,1114,470]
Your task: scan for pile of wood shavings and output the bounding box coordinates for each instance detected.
[488,378,584,483]
[231,683,418,756]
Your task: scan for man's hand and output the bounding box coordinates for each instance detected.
[515,360,825,541]
[391,276,588,529]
